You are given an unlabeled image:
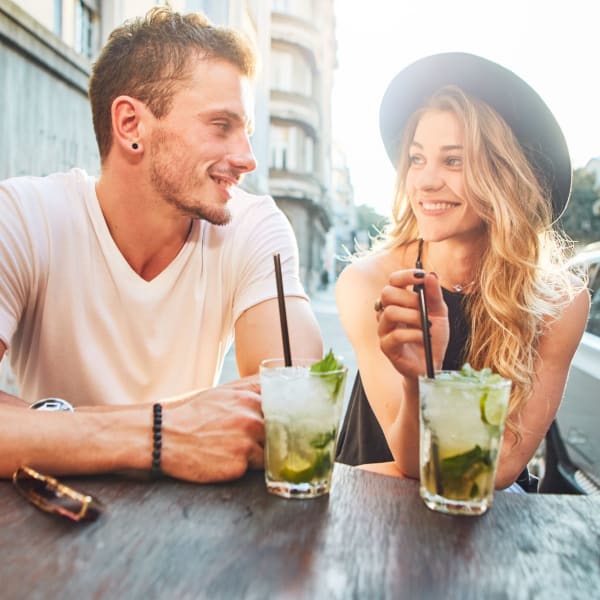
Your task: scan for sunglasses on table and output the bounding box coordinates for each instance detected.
[12,465,104,523]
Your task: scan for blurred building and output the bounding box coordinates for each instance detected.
[330,145,356,279]
[0,0,99,178]
[268,0,336,292]
[1,0,338,292]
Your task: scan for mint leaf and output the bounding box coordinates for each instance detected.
[437,444,493,498]
[311,349,345,399]
[310,349,343,373]
[310,428,336,449]
[440,445,492,480]
[313,450,332,478]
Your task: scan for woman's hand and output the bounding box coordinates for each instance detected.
[376,270,449,380]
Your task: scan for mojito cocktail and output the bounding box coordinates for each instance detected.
[260,354,347,498]
[419,366,512,515]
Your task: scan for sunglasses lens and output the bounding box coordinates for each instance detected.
[14,468,101,522]
[16,471,56,504]
[55,494,88,518]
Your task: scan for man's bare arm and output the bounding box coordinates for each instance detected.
[234,297,323,377]
[0,378,264,482]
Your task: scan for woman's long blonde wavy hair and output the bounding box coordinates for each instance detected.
[379,86,583,437]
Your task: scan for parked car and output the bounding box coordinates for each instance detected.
[530,245,600,494]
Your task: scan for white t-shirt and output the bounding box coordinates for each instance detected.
[0,169,307,406]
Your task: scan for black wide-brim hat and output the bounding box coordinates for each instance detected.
[379,52,571,221]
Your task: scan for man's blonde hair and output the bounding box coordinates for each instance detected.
[89,7,256,161]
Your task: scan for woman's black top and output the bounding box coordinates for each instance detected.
[335,288,537,492]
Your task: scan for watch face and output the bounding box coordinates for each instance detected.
[29,398,74,412]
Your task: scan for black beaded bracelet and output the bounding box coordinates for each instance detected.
[151,403,163,478]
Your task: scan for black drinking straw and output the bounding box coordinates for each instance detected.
[273,253,292,366]
[414,242,435,379]
[415,241,441,493]
[416,285,435,379]
[415,284,442,492]
[415,274,443,493]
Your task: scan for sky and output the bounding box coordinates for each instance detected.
[332,0,600,216]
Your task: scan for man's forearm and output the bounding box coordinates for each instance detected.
[0,405,150,478]
[2,382,265,483]
[0,390,27,407]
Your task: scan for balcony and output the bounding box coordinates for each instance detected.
[271,10,319,55]
[269,168,324,201]
[270,90,320,137]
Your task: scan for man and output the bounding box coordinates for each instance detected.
[0,8,322,481]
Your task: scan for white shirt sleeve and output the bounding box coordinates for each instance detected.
[229,194,308,324]
[0,179,41,348]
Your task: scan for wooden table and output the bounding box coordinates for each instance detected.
[1,464,598,599]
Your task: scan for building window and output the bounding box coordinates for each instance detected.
[271,49,312,97]
[272,0,313,20]
[271,51,293,93]
[270,126,289,170]
[270,125,314,173]
[75,0,96,59]
[54,0,63,36]
[304,136,314,173]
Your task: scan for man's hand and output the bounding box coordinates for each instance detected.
[0,377,264,482]
[160,378,264,483]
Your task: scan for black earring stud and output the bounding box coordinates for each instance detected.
[132,142,139,150]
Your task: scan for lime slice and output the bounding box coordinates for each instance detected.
[479,389,507,426]
[280,454,315,483]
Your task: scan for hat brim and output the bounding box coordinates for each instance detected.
[379,52,571,221]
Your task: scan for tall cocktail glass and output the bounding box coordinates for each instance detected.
[419,370,512,516]
[260,357,347,499]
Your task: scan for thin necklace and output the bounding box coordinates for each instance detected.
[417,238,476,293]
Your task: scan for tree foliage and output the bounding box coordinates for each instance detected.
[558,168,600,245]
[355,204,388,245]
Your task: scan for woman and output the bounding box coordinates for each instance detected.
[335,53,590,491]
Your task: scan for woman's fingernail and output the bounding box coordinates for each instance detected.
[414,270,425,279]
[430,271,439,279]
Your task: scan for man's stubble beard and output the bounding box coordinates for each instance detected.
[165,194,232,226]
[149,130,232,226]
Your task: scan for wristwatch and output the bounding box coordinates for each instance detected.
[29,397,75,412]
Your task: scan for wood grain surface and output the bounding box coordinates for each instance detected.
[1,464,598,599]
